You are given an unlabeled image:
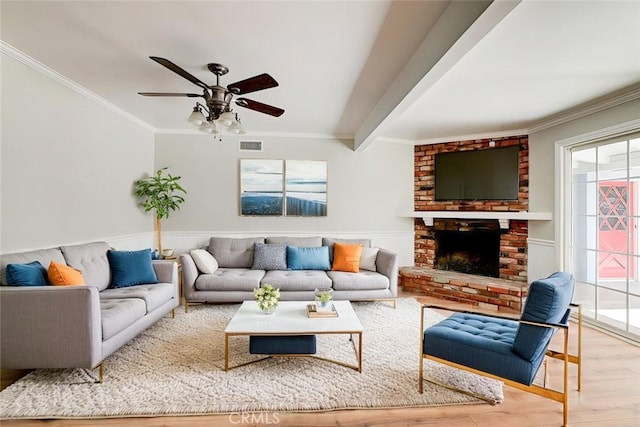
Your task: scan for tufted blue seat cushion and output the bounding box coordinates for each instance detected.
[424,313,543,385]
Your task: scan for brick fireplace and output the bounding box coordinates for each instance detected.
[400,135,530,311]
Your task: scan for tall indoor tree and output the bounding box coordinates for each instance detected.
[135,167,186,254]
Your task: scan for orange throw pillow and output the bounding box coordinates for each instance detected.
[331,242,363,273]
[48,261,85,286]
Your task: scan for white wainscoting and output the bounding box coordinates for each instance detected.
[527,238,557,281]
[106,232,154,251]
[161,231,416,266]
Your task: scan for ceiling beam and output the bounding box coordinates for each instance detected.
[353,0,521,152]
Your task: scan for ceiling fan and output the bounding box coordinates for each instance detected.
[138,56,284,134]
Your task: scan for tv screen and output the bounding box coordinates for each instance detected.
[434,146,519,201]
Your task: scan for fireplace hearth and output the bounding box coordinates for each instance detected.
[435,230,500,277]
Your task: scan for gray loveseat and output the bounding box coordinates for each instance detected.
[0,241,179,382]
[180,236,398,310]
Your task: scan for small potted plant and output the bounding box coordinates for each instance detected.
[254,284,280,315]
[314,287,334,312]
[135,167,186,255]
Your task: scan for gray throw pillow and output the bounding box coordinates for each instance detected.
[252,243,287,271]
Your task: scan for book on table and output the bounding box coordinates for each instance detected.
[307,303,338,318]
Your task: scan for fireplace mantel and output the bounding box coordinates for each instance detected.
[404,211,552,229]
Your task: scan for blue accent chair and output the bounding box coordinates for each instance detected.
[420,272,582,427]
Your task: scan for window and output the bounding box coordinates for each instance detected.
[568,133,640,341]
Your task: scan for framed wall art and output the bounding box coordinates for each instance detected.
[240,159,327,216]
[285,160,327,216]
[240,159,284,216]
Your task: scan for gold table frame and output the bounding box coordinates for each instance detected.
[223,301,364,372]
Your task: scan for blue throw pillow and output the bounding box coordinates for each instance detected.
[286,246,331,270]
[107,249,158,288]
[6,261,49,286]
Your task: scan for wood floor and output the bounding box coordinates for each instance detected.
[2,290,639,427]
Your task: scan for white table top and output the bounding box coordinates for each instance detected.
[224,300,363,335]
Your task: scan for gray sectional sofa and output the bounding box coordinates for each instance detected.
[0,241,179,382]
[180,236,399,309]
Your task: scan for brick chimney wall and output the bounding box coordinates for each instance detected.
[414,136,529,282]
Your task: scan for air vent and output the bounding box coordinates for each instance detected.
[239,140,263,152]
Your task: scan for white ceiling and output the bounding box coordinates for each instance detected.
[1,1,639,149]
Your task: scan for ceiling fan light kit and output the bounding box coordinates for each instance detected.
[138,56,283,140]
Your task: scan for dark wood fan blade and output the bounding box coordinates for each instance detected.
[236,98,284,117]
[228,74,278,95]
[138,92,202,97]
[149,56,210,91]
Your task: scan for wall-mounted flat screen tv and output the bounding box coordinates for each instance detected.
[434,146,519,201]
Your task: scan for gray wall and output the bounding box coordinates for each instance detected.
[1,53,155,252]
[153,133,415,261]
[529,98,640,242]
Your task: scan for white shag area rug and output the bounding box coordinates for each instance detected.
[0,298,503,419]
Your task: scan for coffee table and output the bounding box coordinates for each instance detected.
[224,300,363,372]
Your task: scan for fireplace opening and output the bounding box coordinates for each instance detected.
[434,230,500,277]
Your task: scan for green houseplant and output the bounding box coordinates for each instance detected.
[135,167,186,254]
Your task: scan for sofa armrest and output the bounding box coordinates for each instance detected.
[179,254,199,300]
[152,260,179,303]
[376,248,399,297]
[0,285,102,369]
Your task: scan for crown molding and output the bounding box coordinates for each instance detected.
[412,129,529,146]
[0,41,156,133]
[373,136,415,145]
[155,127,354,141]
[528,85,640,134]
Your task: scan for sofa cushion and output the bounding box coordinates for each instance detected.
[262,270,332,291]
[100,282,174,313]
[5,261,49,286]
[287,246,331,270]
[327,270,389,290]
[190,249,218,273]
[209,237,265,268]
[1,247,65,286]
[107,249,158,289]
[100,298,146,340]
[195,268,265,292]
[252,243,287,270]
[322,238,371,262]
[60,242,111,291]
[360,247,379,271]
[331,242,363,273]
[266,236,322,247]
[48,261,85,286]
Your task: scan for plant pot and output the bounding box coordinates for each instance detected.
[315,287,333,312]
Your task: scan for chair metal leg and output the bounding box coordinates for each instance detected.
[562,327,569,427]
[577,303,582,392]
[418,305,426,394]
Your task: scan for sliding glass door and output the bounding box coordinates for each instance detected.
[569,134,640,340]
